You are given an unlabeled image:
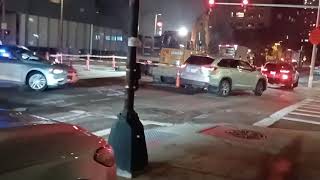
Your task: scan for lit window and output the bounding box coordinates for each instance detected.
[105,36,111,41]
[111,36,117,41]
[116,36,123,41]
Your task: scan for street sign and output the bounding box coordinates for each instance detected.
[1,22,7,30]
[309,28,320,45]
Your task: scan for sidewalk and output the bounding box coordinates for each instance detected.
[120,123,320,180]
[72,64,126,79]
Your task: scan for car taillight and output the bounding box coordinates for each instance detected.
[94,145,115,167]
[280,69,290,74]
[261,67,268,72]
[282,74,289,80]
[201,65,217,72]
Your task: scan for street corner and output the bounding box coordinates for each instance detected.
[140,123,320,180]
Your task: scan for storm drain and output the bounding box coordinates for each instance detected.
[226,129,266,140]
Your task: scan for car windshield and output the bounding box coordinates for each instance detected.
[12,48,48,63]
[185,56,215,65]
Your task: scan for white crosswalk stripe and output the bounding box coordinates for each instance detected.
[254,96,320,127]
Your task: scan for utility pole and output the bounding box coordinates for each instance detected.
[1,0,6,43]
[58,0,64,52]
[308,0,320,88]
[108,0,148,178]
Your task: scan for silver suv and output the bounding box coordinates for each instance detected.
[0,45,68,91]
[180,56,267,96]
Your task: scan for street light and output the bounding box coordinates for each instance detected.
[178,27,188,37]
[154,13,162,36]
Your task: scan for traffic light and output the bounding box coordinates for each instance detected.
[208,0,215,14]
[209,0,215,7]
[242,0,249,6]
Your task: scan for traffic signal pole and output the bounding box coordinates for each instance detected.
[308,0,320,88]
[108,0,148,178]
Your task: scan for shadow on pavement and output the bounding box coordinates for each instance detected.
[260,136,302,180]
[68,77,125,88]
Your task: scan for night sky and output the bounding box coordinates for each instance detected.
[139,0,206,36]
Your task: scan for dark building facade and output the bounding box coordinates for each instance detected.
[3,0,128,54]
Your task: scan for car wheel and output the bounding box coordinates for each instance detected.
[293,77,299,88]
[217,80,231,97]
[254,80,264,96]
[27,72,48,91]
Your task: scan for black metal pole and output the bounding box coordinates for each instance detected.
[108,0,148,178]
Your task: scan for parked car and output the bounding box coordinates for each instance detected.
[262,62,299,89]
[0,45,69,91]
[180,56,267,97]
[0,110,116,180]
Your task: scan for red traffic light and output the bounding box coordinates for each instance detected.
[209,0,215,6]
[242,0,249,5]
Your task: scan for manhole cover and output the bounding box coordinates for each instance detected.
[226,129,266,140]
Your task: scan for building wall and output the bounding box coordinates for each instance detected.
[5,0,127,54]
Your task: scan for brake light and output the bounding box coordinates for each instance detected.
[94,145,115,167]
[282,74,289,80]
[201,65,217,71]
[280,70,290,74]
[261,67,268,72]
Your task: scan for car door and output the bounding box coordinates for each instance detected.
[0,50,23,83]
[228,59,245,90]
[237,61,256,89]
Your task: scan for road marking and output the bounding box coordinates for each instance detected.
[90,98,111,103]
[93,129,111,137]
[253,99,311,127]
[289,112,320,118]
[92,120,175,137]
[301,103,319,108]
[282,117,320,125]
[105,115,118,119]
[298,106,320,111]
[45,110,90,122]
[41,100,65,105]
[295,109,320,114]
[194,114,209,119]
[58,103,77,107]
[142,120,174,127]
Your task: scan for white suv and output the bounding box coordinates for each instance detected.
[180,56,267,96]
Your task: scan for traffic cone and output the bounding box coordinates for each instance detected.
[176,68,181,88]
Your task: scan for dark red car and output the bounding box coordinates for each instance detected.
[262,62,299,89]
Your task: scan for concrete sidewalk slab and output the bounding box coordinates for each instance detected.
[120,123,320,180]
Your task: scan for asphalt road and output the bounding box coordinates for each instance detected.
[0,76,319,139]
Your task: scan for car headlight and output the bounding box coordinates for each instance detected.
[49,68,64,74]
